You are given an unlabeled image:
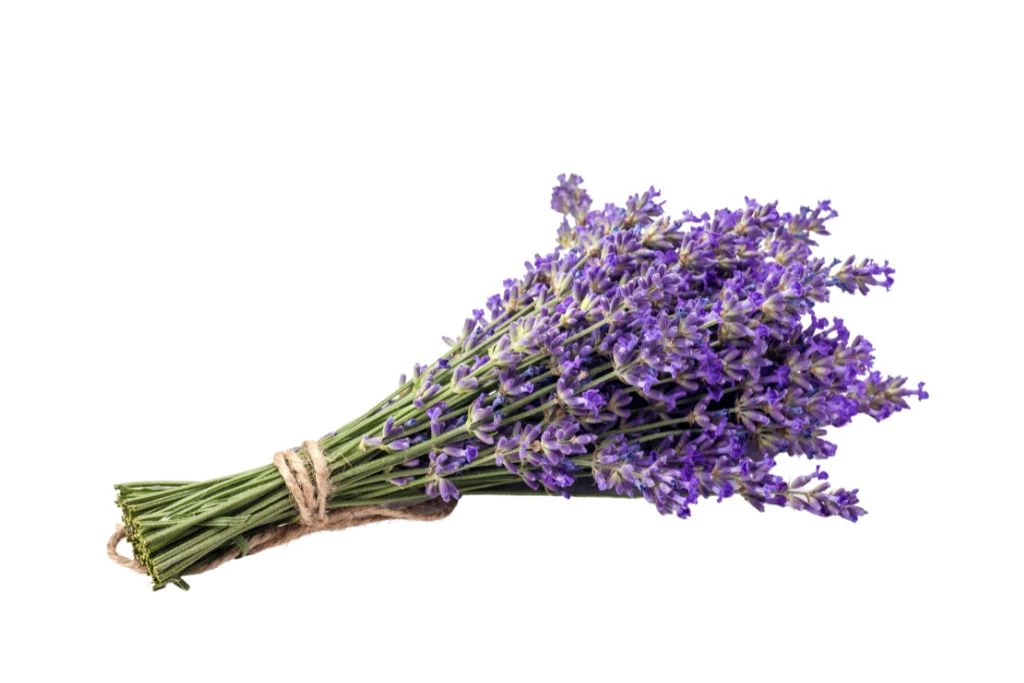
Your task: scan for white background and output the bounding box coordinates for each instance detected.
[1,2,1020,681]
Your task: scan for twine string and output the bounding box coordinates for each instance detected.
[272,440,333,526]
[107,439,456,578]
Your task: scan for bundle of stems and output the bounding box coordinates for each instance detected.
[116,316,596,589]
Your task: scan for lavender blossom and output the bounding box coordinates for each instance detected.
[365,174,926,522]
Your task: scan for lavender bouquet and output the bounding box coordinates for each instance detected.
[109,174,927,589]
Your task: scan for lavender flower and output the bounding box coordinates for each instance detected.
[391,174,925,521]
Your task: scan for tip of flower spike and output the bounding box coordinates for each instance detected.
[551,173,592,226]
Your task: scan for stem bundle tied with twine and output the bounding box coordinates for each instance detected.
[108,174,928,590]
[110,440,458,590]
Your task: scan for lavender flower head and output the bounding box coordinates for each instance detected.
[362,174,927,522]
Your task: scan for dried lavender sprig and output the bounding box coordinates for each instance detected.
[114,174,926,589]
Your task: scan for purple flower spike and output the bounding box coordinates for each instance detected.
[387,175,927,524]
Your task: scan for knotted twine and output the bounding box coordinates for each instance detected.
[107,439,457,578]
